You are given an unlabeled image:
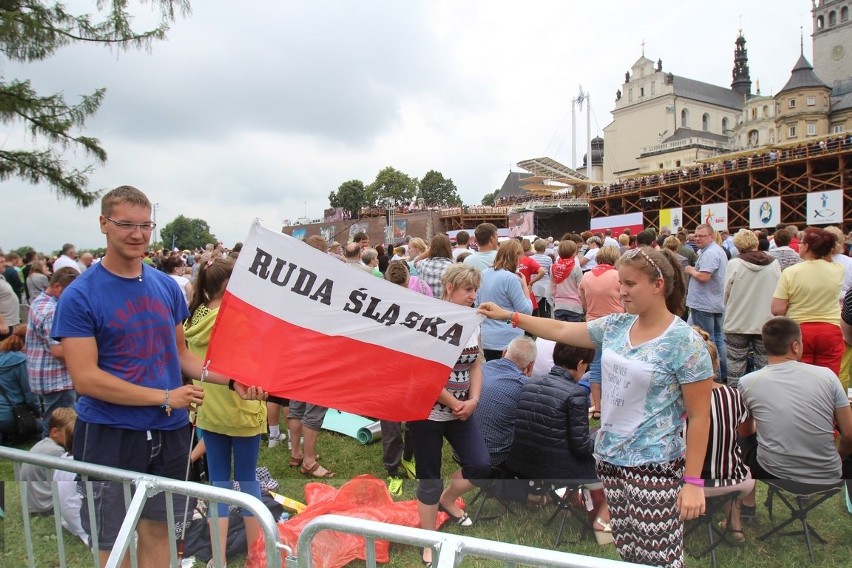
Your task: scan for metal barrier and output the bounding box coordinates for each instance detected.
[0,446,287,568]
[296,514,651,568]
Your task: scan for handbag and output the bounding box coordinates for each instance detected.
[0,387,41,436]
[11,404,41,435]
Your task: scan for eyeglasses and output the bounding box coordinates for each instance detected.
[625,247,664,280]
[694,232,712,239]
[105,217,156,232]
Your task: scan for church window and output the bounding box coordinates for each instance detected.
[722,117,730,132]
[681,108,689,128]
[807,123,817,136]
[788,125,797,138]
[788,98,796,109]
[833,124,845,133]
[702,113,710,131]
[817,15,824,29]
[751,108,757,119]
[748,130,759,146]
[763,105,769,118]
[807,96,816,106]
[841,7,848,22]
[640,87,644,97]
[651,81,655,95]
[829,11,836,26]
[675,160,682,167]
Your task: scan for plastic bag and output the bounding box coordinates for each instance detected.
[247,474,455,568]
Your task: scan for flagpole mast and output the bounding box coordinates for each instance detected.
[571,96,577,169]
[587,90,592,180]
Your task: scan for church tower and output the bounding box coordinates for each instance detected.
[731,31,752,97]
[812,0,852,89]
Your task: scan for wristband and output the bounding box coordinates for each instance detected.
[228,379,236,391]
[683,476,704,487]
[469,397,479,404]
[511,311,520,328]
[161,389,172,416]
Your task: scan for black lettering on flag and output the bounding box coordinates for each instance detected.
[377,304,400,326]
[249,248,273,279]
[401,311,424,329]
[291,268,317,297]
[438,323,463,346]
[343,288,367,313]
[310,279,333,305]
[418,316,445,337]
[363,296,384,322]
[270,259,298,287]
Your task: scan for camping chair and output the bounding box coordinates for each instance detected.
[468,465,517,523]
[758,479,842,565]
[684,491,741,568]
[545,484,591,547]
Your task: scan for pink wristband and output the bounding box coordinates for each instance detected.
[683,476,704,487]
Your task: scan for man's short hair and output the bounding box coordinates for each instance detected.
[352,232,368,243]
[101,185,151,216]
[384,260,410,286]
[504,336,537,369]
[456,231,470,245]
[61,243,75,255]
[473,223,498,246]
[773,228,791,247]
[361,248,377,265]
[552,343,595,371]
[762,317,801,356]
[49,267,78,288]
[344,242,361,259]
[636,229,656,246]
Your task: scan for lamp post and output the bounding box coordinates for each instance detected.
[152,202,160,246]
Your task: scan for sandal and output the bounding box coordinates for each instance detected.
[437,503,473,527]
[300,461,335,478]
[593,516,614,545]
[719,519,746,543]
[288,454,319,467]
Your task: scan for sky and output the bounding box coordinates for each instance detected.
[2,0,813,254]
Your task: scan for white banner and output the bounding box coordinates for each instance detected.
[700,203,728,232]
[807,190,843,225]
[749,196,781,229]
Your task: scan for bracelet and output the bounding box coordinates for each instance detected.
[511,311,520,328]
[469,396,479,404]
[161,389,172,416]
[683,476,704,487]
[228,379,236,391]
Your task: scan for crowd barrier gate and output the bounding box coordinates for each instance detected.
[296,514,650,568]
[0,446,286,568]
[3,446,650,568]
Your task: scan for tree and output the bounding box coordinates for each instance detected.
[328,179,366,218]
[0,1,191,206]
[365,166,417,207]
[481,189,500,206]
[159,215,216,251]
[419,169,461,207]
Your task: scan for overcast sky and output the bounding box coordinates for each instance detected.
[3,0,810,254]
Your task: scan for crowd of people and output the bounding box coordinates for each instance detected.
[2,197,852,568]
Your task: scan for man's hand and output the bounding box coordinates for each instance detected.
[169,384,205,409]
[451,399,477,421]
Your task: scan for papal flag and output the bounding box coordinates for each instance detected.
[205,221,485,421]
[658,207,683,232]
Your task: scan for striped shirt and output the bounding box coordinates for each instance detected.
[702,385,751,487]
[25,291,72,394]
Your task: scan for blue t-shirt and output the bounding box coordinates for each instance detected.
[52,262,189,430]
[475,268,533,350]
[587,313,713,467]
[686,242,727,313]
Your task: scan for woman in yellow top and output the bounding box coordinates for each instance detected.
[184,258,267,567]
[771,227,845,375]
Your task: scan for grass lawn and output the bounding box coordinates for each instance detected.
[2,425,851,567]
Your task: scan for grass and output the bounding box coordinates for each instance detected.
[3,426,851,567]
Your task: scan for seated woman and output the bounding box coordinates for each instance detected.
[0,325,43,443]
[692,327,754,541]
[18,407,78,513]
[506,343,612,544]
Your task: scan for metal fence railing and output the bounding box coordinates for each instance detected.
[295,514,650,568]
[0,446,286,568]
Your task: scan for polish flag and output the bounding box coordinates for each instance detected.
[206,221,484,422]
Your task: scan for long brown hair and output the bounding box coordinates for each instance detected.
[493,239,523,272]
[188,258,234,315]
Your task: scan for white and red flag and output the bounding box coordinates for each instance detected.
[206,221,484,421]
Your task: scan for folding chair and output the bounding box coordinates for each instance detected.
[758,479,842,565]
[468,466,516,523]
[545,484,591,547]
[684,492,740,568]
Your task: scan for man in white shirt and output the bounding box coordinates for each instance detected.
[52,243,80,273]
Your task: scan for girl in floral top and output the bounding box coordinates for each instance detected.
[479,246,714,568]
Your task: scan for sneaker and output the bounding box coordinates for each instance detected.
[268,433,286,448]
[401,458,416,479]
[387,476,404,496]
